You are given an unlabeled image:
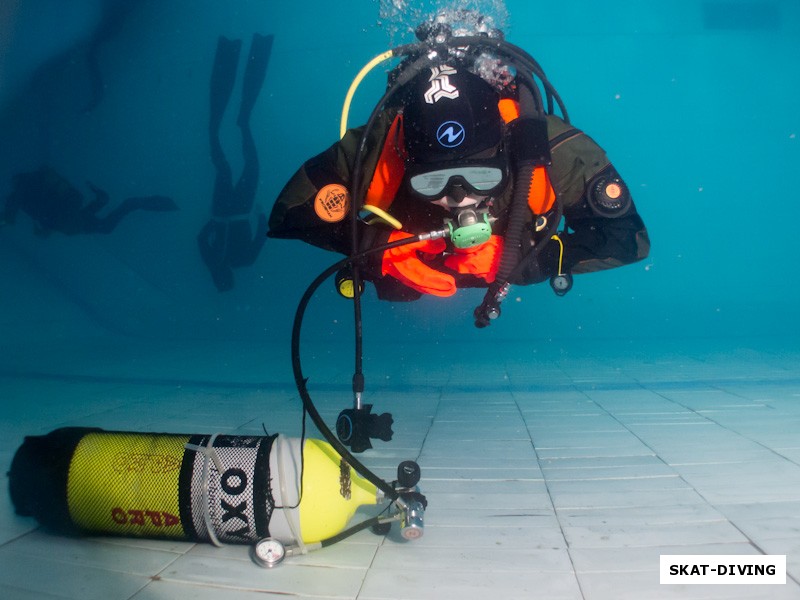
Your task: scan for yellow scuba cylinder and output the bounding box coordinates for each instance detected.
[9,427,379,546]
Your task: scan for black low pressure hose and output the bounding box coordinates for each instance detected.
[346,49,437,415]
[473,69,552,326]
[320,513,391,547]
[291,256,400,501]
[499,175,537,271]
[291,232,443,502]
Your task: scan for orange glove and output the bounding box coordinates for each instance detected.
[443,235,504,283]
[381,231,456,297]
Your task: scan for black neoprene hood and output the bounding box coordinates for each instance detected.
[402,67,503,165]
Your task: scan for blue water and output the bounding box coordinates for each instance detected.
[1,0,798,352]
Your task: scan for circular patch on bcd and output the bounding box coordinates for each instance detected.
[314,184,350,223]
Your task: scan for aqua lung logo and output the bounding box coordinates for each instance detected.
[423,65,465,148]
[436,121,466,148]
[423,65,459,103]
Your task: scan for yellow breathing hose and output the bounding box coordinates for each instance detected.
[361,204,402,229]
[550,234,565,275]
[340,50,395,139]
[339,49,404,230]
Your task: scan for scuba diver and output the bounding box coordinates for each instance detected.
[2,166,177,236]
[271,15,652,453]
[268,20,650,316]
[197,33,273,292]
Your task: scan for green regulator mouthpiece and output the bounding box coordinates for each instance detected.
[448,209,492,249]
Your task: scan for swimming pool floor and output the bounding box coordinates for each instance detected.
[1,336,799,599]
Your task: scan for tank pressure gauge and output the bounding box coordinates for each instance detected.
[251,537,286,568]
[550,273,573,296]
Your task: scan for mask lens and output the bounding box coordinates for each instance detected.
[410,166,504,198]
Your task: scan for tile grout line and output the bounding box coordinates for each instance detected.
[510,385,588,600]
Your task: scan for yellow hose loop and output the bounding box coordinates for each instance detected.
[340,50,395,139]
[550,234,565,275]
[361,204,403,230]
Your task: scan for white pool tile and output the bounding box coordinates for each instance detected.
[419,476,546,492]
[422,465,544,480]
[372,543,575,573]
[2,531,183,574]
[557,503,727,527]
[421,507,559,528]
[359,567,583,600]
[417,523,566,548]
[716,500,800,523]
[159,553,368,596]
[546,474,690,497]
[0,546,151,600]
[549,487,710,511]
[131,579,323,599]
[0,584,71,600]
[424,490,554,511]
[541,461,673,480]
[562,518,748,549]
[418,438,535,459]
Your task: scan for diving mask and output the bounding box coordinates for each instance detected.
[407,160,507,200]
